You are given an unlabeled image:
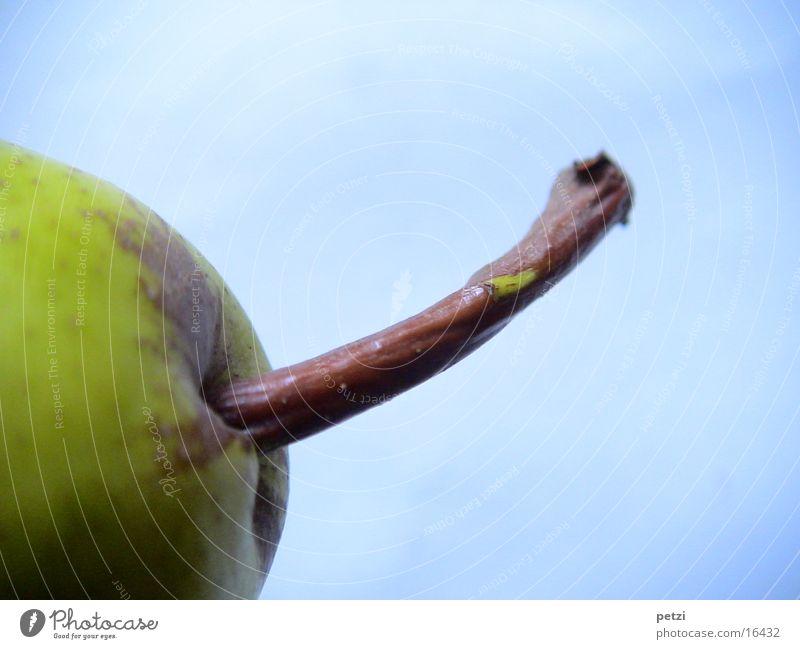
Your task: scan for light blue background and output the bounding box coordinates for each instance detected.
[2,1,798,599]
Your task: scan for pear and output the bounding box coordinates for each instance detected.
[0,140,631,600]
[0,140,288,598]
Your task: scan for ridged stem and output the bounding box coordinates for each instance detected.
[210,153,633,451]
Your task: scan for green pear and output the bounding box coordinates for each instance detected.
[0,138,632,600]
[0,140,288,599]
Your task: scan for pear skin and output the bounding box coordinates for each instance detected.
[0,140,288,599]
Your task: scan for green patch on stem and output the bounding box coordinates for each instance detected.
[484,270,537,301]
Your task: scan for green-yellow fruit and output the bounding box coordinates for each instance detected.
[0,140,288,599]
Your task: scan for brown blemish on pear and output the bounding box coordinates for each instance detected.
[106,194,289,576]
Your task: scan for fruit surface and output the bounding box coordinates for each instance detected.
[0,140,288,598]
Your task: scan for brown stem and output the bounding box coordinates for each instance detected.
[211,152,633,451]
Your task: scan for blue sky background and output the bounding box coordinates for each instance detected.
[1,1,798,599]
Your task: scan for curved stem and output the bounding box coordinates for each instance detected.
[210,152,633,451]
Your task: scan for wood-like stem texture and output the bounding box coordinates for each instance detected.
[210,153,633,451]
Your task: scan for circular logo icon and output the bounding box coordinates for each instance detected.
[20,609,45,637]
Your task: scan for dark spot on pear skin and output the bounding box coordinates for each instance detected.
[138,276,158,302]
[9,228,19,240]
[252,449,289,574]
[112,208,238,466]
[123,192,149,219]
[118,213,221,378]
[93,184,289,576]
